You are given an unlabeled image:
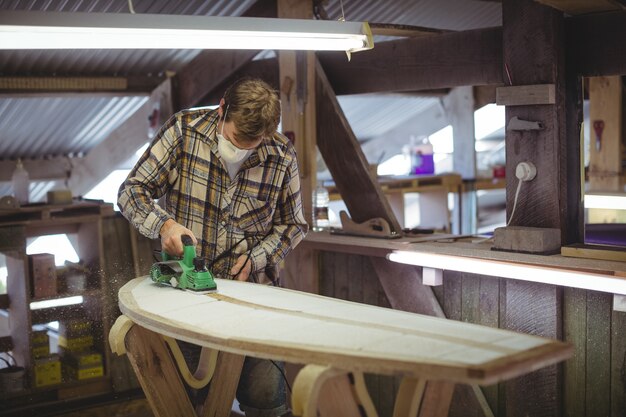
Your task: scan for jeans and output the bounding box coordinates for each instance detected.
[178,341,288,417]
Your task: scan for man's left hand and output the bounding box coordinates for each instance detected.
[231,255,252,281]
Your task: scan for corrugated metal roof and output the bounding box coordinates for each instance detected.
[0,0,259,76]
[0,0,504,198]
[338,94,440,139]
[324,0,501,31]
[0,95,148,160]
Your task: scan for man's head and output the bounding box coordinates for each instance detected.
[218,78,281,148]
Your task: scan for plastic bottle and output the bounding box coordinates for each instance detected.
[11,158,29,205]
[312,181,330,231]
[409,135,435,175]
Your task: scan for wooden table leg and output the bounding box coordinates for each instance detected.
[110,316,246,417]
[419,381,455,417]
[123,323,197,417]
[200,351,245,417]
[292,365,378,417]
[393,377,455,417]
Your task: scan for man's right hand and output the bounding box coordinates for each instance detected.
[159,219,197,257]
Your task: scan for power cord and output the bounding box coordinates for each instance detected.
[472,161,536,244]
[507,161,536,226]
[270,360,293,394]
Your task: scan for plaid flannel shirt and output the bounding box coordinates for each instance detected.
[117,107,308,283]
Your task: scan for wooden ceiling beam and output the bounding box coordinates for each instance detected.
[534,0,624,15]
[369,22,446,37]
[198,58,280,106]
[566,10,626,77]
[0,156,71,182]
[173,0,277,110]
[0,76,163,94]
[317,27,503,95]
[67,78,173,197]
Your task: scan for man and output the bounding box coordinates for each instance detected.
[118,78,308,416]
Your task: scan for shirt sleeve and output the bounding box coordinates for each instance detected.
[117,115,181,239]
[249,147,309,272]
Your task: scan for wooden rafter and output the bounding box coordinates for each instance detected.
[317,27,503,95]
[534,0,624,14]
[173,0,277,109]
[315,58,401,233]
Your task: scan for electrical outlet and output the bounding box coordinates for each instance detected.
[515,162,537,181]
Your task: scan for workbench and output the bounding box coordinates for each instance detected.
[109,276,572,417]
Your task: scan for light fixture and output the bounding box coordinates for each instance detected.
[585,193,626,210]
[0,11,373,53]
[388,250,626,295]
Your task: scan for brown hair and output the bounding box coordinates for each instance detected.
[222,78,281,145]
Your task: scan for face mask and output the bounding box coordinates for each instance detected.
[217,108,252,164]
[217,133,252,164]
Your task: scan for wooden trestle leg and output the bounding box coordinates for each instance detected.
[291,365,378,417]
[109,315,245,417]
[290,364,456,417]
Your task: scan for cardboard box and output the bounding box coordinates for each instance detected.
[34,354,61,387]
[28,253,57,299]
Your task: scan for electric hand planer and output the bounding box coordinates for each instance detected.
[150,234,217,293]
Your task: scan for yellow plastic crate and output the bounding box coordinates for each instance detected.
[34,355,61,387]
[64,365,104,381]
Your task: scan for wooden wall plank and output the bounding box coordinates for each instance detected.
[611,308,626,417]
[585,291,612,417]
[317,27,503,95]
[563,287,587,417]
[503,281,562,417]
[478,277,501,416]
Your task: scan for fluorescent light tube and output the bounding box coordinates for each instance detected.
[0,11,373,52]
[585,193,626,210]
[388,250,626,295]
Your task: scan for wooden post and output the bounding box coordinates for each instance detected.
[277,0,319,300]
[443,86,476,234]
[501,1,567,416]
[501,0,581,244]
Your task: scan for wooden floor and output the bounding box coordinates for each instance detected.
[52,398,245,417]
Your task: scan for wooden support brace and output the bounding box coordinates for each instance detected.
[124,324,197,417]
[163,336,218,390]
[496,84,556,106]
[292,365,377,417]
[108,315,134,356]
[393,377,427,417]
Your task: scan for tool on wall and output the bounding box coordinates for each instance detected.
[330,210,400,239]
[593,120,605,151]
[150,235,217,293]
[507,116,544,131]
